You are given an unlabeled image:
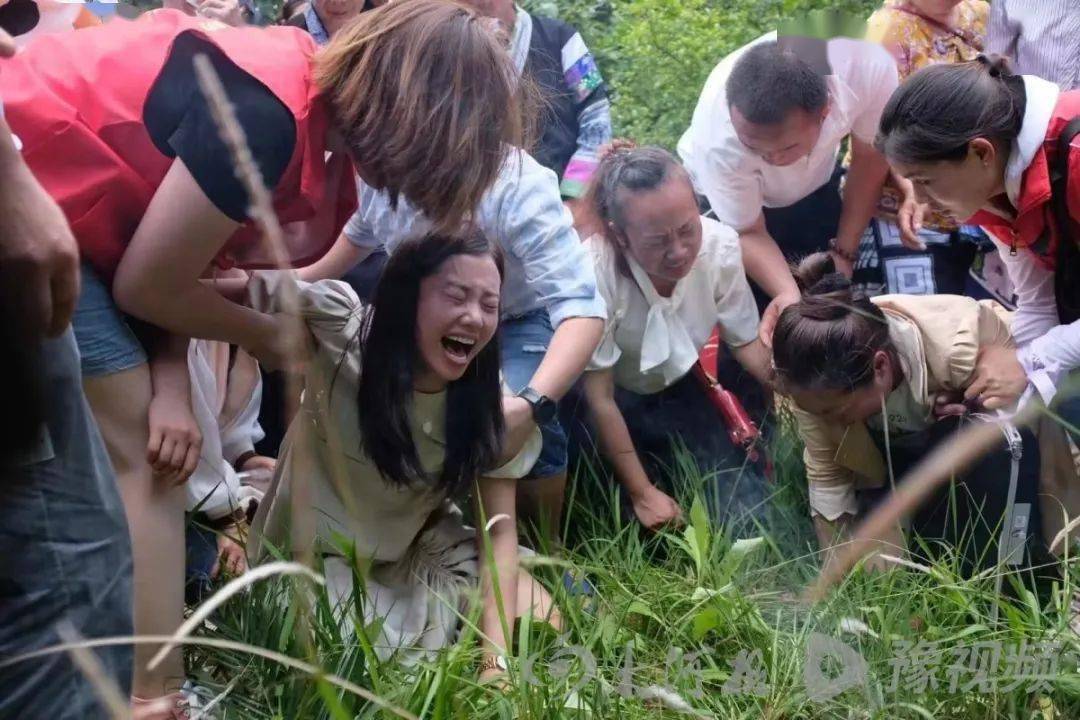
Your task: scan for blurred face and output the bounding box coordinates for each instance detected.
[909,0,962,19]
[313,0,366,35]
[890,138,1005,222]
[789,351,895,426]
[615,174,703,293]
[413,253,501,391]
[730,105,828,167]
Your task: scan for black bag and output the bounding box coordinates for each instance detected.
[866,415,1046,576]
[1051,117,1080,324]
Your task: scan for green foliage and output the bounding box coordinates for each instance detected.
[522,0,880,149]
[192,441,1080,718]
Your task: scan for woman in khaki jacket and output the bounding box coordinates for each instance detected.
[773,254,1078,570]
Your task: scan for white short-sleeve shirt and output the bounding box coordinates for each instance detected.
[586,216,760,395]
[676,32,898,230]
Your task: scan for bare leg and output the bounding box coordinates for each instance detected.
[516,472,566,544]
[83,365,186,698]
[515,572,562,631]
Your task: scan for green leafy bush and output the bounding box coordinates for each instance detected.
[523,0,879,149]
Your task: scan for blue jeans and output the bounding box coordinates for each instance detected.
[0,330,134,718]
[499,310,568,479]
[71,263,146,378]
[185,522,219,605]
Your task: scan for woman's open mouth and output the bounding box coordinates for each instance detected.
[440,334,476,363]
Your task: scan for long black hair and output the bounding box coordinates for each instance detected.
[875,55,1026,164]
[356,232,505,495]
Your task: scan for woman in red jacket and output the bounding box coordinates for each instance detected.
[0,3,525,713]
[874,56,1080,428]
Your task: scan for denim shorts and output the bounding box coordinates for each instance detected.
[499,309,567,479]
[71,263,147,377]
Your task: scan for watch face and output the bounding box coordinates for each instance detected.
[533,397,557,424]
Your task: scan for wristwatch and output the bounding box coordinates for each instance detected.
[517,386,557,425]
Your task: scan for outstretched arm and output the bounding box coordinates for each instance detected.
[474,475,520,681]
[112,160,303,370]
[834,137,890,269]
[582,369,682,530]
[297,231,372,282]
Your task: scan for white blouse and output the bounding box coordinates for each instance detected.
[586,216,760,395]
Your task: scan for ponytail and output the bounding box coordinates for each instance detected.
[773,253,893,393]
[875,55,1025,164]
[586,141,692,246]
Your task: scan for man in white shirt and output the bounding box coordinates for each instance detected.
[678,34,908,321]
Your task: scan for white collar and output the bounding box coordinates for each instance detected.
[1005,75,1061,206]
[508,6,532,76]
[624,252,699,383]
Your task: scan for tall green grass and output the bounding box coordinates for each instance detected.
[188,430,1080,719]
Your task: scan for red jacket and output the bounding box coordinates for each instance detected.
[970,91,1080,271]
[0,10,356,281]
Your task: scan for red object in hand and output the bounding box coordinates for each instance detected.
[692,362,761,459]
[696,328,767,469]
[695,328,761,460]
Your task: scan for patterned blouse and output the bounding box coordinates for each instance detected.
[866,0,989,229]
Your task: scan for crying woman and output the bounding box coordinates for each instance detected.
[246,232,558,673]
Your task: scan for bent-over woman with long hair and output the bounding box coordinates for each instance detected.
[247,233,556,679]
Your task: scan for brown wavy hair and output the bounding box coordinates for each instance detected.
[315,0,529,232]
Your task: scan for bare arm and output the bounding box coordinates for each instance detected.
[112,160,299,369]
[525,316,603,402]
[146,333,202,482]
[296,232,372,282]
[738,213,800,302]
[834,138,890,261]
[0,108,79,338]
[583,369,681,529]
[474,475,520,672]
[582,370,653,498]
[730,338,773,389]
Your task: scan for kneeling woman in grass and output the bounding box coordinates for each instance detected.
[773,254,1046,573]
[246,233,555,676]
[576,144,773,531]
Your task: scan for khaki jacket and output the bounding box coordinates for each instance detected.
[791,294,1079,548]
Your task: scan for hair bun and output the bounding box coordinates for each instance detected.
[598,138,638,164]
[975,53,1013,79]
[805,272,852,297]
[792,251,854,296]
